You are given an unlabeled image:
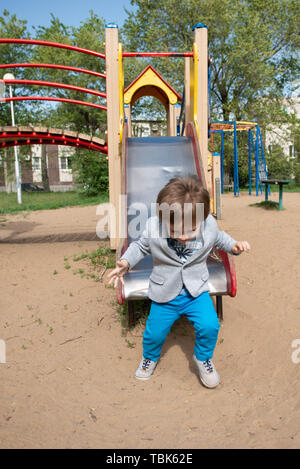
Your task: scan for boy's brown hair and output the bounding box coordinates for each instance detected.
[156,175,210,226]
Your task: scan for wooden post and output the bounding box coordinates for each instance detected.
[168,103,178,136]
[174,104,181,136]
[124,104,132,137]
[167,104,171,136]
[184,57,191,134]
[105,23,121,251]
[193,24,208,190]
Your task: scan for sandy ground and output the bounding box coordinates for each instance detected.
[0,192,299,449]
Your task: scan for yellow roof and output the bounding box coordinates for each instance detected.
[124,65,181,107]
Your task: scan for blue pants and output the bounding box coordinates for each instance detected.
[143,289,220,362]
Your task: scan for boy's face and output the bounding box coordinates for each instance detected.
[167,221,201,243]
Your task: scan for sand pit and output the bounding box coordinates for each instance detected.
[0,192,299,449]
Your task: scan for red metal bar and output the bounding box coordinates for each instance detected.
[122,51,194,57]
[0,133,108,153]
[1,96,107,111]
[2,79,106,99]
[0,38,105,59]
[1,139,107,154]
[218,250,237,297]
[0,63,106,79]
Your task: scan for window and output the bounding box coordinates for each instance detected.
[60,156,72,170]
[32,157,41,170]
[60,157,67,170]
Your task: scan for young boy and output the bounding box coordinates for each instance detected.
[107,176,250,388]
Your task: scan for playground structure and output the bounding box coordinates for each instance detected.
[123,65,182,138]
[210,121,268,197]
[0,125,106,153]
[103,23,236,323]
[0,24,239,323]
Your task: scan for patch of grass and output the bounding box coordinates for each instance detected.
[125,339,136,348]
[132,299,151,327]
[114,301,129,330]
[115,299,151,333]
[0,191,109,215]
[72,247,115,268]
[65,245,150,334]
[71,247,115,281]
[66,246,115,282]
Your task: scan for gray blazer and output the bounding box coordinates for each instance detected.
[120,214,238,303]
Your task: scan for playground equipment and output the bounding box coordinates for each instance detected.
[103,23,236,323]
[0,24,236,324]
[0,126,106,152]
[0,38,108,151]
[211,121,269,197]
[123,65,182,137]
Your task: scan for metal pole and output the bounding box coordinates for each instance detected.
[255,125,259,196]
[221,131,224,193]
[215,177,221,220]
[248,129,252,195]
[233,121,239,196]
[8,84,22,204]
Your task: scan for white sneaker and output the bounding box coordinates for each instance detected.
[193,355,220,388]
[135,357,157,380]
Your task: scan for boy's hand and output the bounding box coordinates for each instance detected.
[107,259,130,288]
[232,241,251,254]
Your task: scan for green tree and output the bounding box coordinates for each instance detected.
[291,119,300,183]
[30,12,108,195]
[123,0,300,124]
[31,11,107,137]
[266,143,293,179]
[0,10,45,126]
[71,149,108,196]
[0,10,109,195]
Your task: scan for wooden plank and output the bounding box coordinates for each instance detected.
[78,133,92,142]
[91,136,105,146]
[63,130,78,138]
[105,25,122,251]
[194,26,208,188]
[18,126,34,132]
[184,57,192,131]
[33,126,48,133]
[2,126,18,132]
[49,128,63,135]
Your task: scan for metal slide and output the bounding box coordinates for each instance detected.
[116,123,236,319]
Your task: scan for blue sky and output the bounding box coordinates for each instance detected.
[1,0,135,31]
